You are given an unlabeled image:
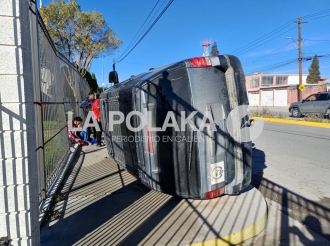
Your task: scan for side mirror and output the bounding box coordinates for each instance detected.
[109,71,119,84]
[302,99,306,103]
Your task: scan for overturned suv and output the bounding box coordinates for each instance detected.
[101,55,252,199]
[289,92,330,118]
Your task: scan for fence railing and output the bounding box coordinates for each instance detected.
[37,13,90,201]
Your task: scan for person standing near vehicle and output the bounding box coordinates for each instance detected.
[80,92,96,139]
[92,94,103,146]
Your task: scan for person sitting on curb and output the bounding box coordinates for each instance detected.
[67,117,91,146]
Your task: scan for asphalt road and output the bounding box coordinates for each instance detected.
[251,121,330,241]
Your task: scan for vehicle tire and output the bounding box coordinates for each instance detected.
[291,107,301,118]
[326,109,330,119]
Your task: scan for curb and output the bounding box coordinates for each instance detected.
[252,116,330,128]
[38,144,79,224]
[189,208,267,246]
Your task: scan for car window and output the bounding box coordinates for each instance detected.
[316,94,329,101]
[305,94,317,101]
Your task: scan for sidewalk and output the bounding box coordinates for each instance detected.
[40,145,329,246]
[240,198,330,246]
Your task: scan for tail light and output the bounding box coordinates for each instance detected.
[205,187,224,199]
[189,57,212,67]
[145,125,154,153]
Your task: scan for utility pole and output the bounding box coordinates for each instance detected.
[102,56,105,91]
[294,16,308,101]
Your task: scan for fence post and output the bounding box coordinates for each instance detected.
[30,0,46,201]
[0,0,41,245]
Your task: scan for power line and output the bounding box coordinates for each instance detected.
[140,0,168,37]
[249,55,298,63]
[248,43,296,64]
[302,40,330,69]
[121,0,167,57]
[117,0,160,61]
[235,26,296,56]
[245,58,298,74]
[308,14,330,21]
[116,0,174,64]
[230,22,293,55]
[230,9,330,57]
[246,53,330,74]
[121,61,155,65]
[304,39,330,43]
[302,8,330,19]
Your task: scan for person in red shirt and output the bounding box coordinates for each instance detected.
[92,95,103,146]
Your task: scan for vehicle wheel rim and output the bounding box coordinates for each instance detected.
[293,110,298,116]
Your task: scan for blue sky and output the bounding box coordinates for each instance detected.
[41,0,330,87]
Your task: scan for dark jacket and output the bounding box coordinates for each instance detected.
[80,97,95,116]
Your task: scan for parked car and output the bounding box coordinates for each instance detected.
[289,92,330,118]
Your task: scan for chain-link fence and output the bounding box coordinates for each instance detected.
[37,14,90,200]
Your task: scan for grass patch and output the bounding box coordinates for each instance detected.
[44,134,66,176]
[304,114,330,123]
[251,106,330,123]
[250,106,286,119]
[50,193,67,206]
[41,209,61,221]
[43,120,70,181]
[41,193,67,222]
[43,121,59,131]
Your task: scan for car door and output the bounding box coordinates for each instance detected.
[314,93,330,114]
[300,94,317,114]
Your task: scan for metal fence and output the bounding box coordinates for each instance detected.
[37,14,90,200]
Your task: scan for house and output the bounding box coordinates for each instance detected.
[245,73,328,107]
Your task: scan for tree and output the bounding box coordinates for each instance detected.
[84,71,98,92]
[40,0,122,76]
[306,55,321,84]
[211,42,219,56]
[97,84,108,94]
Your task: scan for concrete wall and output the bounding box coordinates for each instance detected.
[287,75,307,85]
[0,1,40,245]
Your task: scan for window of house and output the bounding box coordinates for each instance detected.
[276,76,288,85]
[249,77,260,88]
[262,76,274,87]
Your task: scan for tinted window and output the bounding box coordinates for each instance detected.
[305,94,317,101]
[317,94,329,101]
